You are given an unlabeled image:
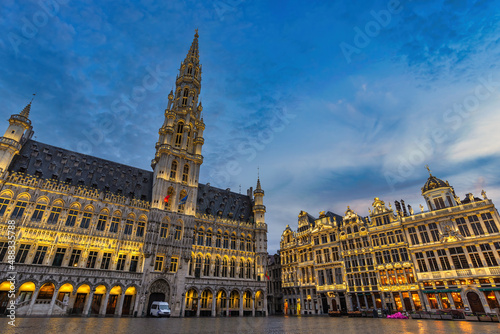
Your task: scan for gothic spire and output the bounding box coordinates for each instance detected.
[184,29,199,64]
[20,94,35,118]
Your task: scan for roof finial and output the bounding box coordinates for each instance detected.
[425,165,432,177]
[257,166,260,179]
[195,28,199,38]
[20,93,36,118]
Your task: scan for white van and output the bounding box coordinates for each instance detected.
[150,301,171,317]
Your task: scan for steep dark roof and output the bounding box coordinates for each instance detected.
[9,140,254,220]
[8,140,154,201]
[325,211,343,226]
[422,175,449,193]
[196,183,253,221]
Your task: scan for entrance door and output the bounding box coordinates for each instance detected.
[147,293,165,316]
[331,299,337,311]
[91,294,103,315]
[339,293,347,313]
[321,294,329,313]
[467,291,485,314]
[122,295,133,315]
[72,293,86,314]
[106,295,118,315]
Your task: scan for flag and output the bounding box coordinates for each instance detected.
[179,195,188,205]
[265,271,270,281]
[164,195,170,203]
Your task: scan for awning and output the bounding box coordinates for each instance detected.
[423,289,461,294]
[479,287,500,292]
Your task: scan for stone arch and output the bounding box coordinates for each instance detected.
[0,189,14,198]
[36,196,50,204]
[147,279,171,316]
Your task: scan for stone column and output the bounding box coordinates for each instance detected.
[211,293,216,317]
[116,292,126,317]
[26,286,41,316]
[251,296,255,317]
[83,290,95,316]
[47,288,60,316]
[226,295,229,316]
[264,295,268,316]
[419,291,430,311]
[99,290,111,317]
[447,292,456,310]
[399,292,405,311]
[408,292,416,311]
[239,293,244,316]
[371,293,377,309]
[363,295,368,310]
[180,293,186,318]
[196,297,201,317]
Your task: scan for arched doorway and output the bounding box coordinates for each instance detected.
[38,283,55,300]
[123,287,136,316]
[73,284,90,315]
[467,291,485,314]
[106,286,121,315]
[147,279,170,316]
[185,288,198,317]
[216,290,227,316]
[200,289,213,317]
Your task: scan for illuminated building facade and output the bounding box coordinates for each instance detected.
[0,31,268,317]
[280,172,500,315]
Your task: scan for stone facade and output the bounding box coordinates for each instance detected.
[280,172,500,315]
[0,31,267,318]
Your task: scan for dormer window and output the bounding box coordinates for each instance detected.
[433,197,446,210]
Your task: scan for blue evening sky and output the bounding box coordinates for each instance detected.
[1,0,500,253]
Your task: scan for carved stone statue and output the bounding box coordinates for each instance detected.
[481,190,487,200]
[419,204,424,213]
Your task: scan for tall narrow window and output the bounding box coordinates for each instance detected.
[408,227,420,245]
[468,215,485,236]
[124,218,134,235]
[160,222,169,238]
[437,249,451,270]
[187,65,193,75]
[68,249,81,267]
[154,256,164,271]
[52,247,66,266]
[467,245,483,268]
[182,88,189,106]
[415,252,428,272]
[116,254,126,271]
[428,223,440,242]
[197,228,204,245]
[216,231,222,247]
[65,209,78,227]
[230,258,236,277]
[11,198,28,219]
[130,255,139,272]
[455,217,470,237]
[169,257,178,273]
[230,233,237,250]
[96,212,108,231]
[0,196,11,216]
[480,243,498,267]
[206,229,212,247]
[136,219,146,237]
[418,225,430,243]
[222,258,228,277]
[175,122,184,148]
[109,215,120,233]
[433,197,446,209]
[203,256,211,276]
[46,202,63,224]
[174,225,182,240]
[32,203,47,222]
[214,257,221,277]
[182,164,189,183]
[223,232,229,248]
[101,252,112,270]
[481,213,499,234]
[426,251,439,271]
[33,246,48,265]
[86,251,98,268]
[80,209,93,229]
[170,161,178,180]
[15,244,31,264]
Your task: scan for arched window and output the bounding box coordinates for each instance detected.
[195,255,202,277]
[175,122,184,148]
[109,211,121,233]
[222,258,228,277]
[11,195,29,219]
[230,290,239,308]
[33,198,48,222]
[194,67,199,78]
[214,257,221,277]
[223,232,229,248]
[244,291,251,308]
[354,225,359,233]
[124,214,134,235]
[246,260,251,278]
[0,192,12,216]
[96,209,108,231]
[197,228,204,245]
[206,229,212,247]
[239,259,244,278]
[216,231,222,247]
[160,221,169,238]
[203,255,211,276]
[246,236,252,252]
[174,225,182,240]
[65,203,79,227]
[166,187,174,210]
[47,201,63,224]
[239,234,245,251]
[182,88,189,106]
[182,164,189,183]
[230,233,236,250]
[346,227,351,234]
[170,161,178,180]
[136,217,146,237]
[187,65,193,75]
[229,258,236,278]
[80,206,93,229]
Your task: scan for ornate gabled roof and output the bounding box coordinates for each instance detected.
[196,183,253,221]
